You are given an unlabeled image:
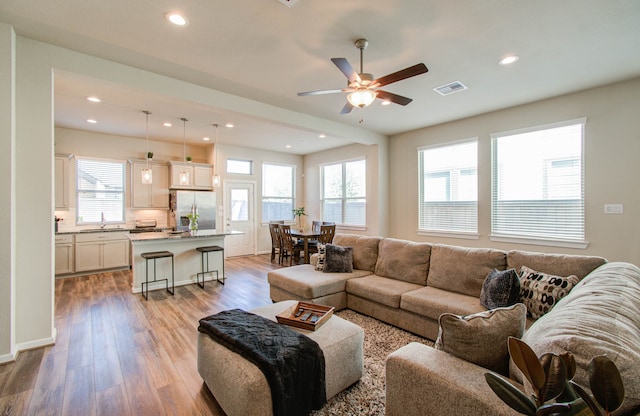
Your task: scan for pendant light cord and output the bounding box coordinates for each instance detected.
[143,110,151,168]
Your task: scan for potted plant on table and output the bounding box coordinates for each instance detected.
[292,207,307,231]
[186,212,199,234]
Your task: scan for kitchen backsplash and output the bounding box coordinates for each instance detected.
[54,208,170,232]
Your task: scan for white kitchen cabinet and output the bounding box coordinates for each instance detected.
[169,161,213,190]
[55,155,71,209]
[55,234,74,275]
[131,160,169,209]
[75,231,130,272]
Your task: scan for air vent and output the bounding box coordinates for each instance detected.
[434,81,468,96]
[277,0,298,7]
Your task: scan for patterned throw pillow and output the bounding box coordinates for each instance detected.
[480,269,521,309]
[315,244,326,271]
[519,266,579,319]
[435,303,527,375]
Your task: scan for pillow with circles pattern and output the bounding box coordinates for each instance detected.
[315,244,326,271]
[518,265,579,319]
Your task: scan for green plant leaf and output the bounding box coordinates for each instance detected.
[536,402,571,416]
[589,356,625,412]
[560,351,577,380]
[571,381,606,416]
[509,337,546,390]
[539,353,568,402]
[485,372,537,416]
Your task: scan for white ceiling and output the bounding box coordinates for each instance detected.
[2,0,640,154]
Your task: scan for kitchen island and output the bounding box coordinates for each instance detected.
[128,229,243,294]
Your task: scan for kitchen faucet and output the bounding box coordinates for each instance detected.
[101,212,106,229]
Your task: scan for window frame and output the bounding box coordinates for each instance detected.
[75,156,126,226]
[261,161,296,223]
[226,158,253,175]
[320,157,366,228]
[417,139,479,239]
[490,118,587,249]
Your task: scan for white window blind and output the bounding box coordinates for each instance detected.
[76,158,125,224]
[321,159,366,226]
[262,162,295,222]
[418,140,478,233]
[491,119,585,242]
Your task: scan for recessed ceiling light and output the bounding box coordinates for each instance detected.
[202,137,210,141]
[86,96,101,103]
[163,122,172,127]
[86,119,97,124]
[285,145,292,148]
[225,123,234,128]
[165,12,188,26]
[319,134,326,138]
[381,100,391,106]
[499,55,520,65]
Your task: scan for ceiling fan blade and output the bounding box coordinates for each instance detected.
[371,63,428,88]
[298,88,347,96]
[340,101,354,114]
[376,90,413,106]
[331,58,361,84]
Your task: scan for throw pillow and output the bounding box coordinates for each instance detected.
[435,303,527,376]
[315,244,326,271]
[518,266,579,320]
[322,244,353,273]
[480,268,521,309]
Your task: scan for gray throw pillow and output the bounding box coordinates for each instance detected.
[435,303,527,375]
[322,244,353,273]
[480,268,521,309]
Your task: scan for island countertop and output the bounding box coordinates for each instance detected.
[127,229,243,242]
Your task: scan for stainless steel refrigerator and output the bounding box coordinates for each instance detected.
[169,190,217,231]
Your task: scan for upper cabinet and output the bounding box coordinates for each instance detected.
[131,160,170,209]
[55,155,71,210]
[169,161,213,190]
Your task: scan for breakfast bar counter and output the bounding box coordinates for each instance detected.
[128,230,242,294]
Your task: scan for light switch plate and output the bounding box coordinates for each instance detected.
[604,204,623,214]
[277,0,298,7]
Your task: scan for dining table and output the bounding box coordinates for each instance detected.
[289,229,321,264]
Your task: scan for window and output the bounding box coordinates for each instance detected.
[491,118,585,244]
[321,159,366,226]
[418,140,478,234]
[262,162,295,222]
[226,158,252,175]
[76,158,125,224]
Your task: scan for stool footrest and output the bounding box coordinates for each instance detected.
[196,246,225,289]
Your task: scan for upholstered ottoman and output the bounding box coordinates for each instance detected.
[268,264,372,310]
[197,300,364,416]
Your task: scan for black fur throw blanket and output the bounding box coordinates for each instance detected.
[198,309,326,416]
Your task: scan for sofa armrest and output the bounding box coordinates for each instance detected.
[385,342,519,416]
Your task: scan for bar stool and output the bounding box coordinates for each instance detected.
[140,251,175,300]
[196,245,225,288]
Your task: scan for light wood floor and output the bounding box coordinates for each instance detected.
[0,254,286,416]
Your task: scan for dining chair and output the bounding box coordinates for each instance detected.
[312,221,322,233]
[279,224,304,266]
[319,224,336,244]
[269,223,282,263]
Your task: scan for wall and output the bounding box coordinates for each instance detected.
[389,77,640,264]
[215,143,304,254]
[0,23,16,362]
[304,142,388,237]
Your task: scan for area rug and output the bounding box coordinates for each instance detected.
[312,310,433,416]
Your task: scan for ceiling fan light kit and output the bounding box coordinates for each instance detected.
[298,38,428,113]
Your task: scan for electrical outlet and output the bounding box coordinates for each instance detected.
[604,204,623,214]
[277,0,298,7]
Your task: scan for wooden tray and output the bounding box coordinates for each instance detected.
[276,302,334,331]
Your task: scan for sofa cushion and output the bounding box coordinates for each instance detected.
[346,275,422,309]
[323,244,353,273]
[267,265,371,299]
[332,234,382,272]
[519,262,640,415]
[400,286,485,322]
[427,244,507,297]
[518,266,578,320]
[507,250,606,280]
[435,303,527,376]
[480,269,521,309]
[374,238,431,285]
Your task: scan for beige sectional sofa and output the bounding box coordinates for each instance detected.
[267,234,640,415]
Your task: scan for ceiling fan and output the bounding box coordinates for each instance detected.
[298,38,428,114]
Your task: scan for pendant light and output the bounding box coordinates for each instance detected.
[212,123,221,188]
[180,117,190,185]
[141,110,153,184]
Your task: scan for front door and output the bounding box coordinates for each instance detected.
[224,181,256,257]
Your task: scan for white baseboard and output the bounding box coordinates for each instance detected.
[0,350,17,364]
[14,328,57,353]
